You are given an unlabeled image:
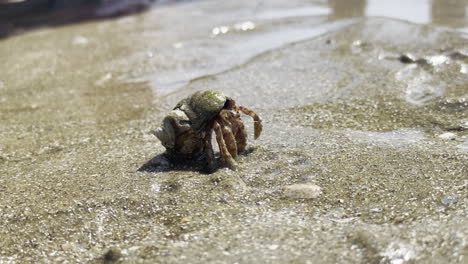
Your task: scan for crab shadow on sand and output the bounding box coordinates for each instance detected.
[138,153,211,174]
[138,148,256,174]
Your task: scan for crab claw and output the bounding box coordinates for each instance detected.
[237,106,262,139]
[253,119,262,140]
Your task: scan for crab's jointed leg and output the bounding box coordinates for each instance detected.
[203,130,215,171]
[213,121,237,170]
[219,111,238,158]
[236,106,262,139]
[233,118,247,152]
[222,110,247,153]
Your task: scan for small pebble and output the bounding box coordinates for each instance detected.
[283,184,322,199]
[268,244,279,250]
[61,243,74,251]
[441,196,458,207]
[103,248,122,263]
[180,217,192,223]
[438,132,456,140]
[72,36,89,46]
[399,53,417,63]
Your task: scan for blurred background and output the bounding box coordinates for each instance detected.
[1,0,467,38]
[0,0,173,37]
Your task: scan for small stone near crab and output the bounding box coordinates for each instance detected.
[153,90,262,172]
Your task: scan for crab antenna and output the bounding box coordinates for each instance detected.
[236,106,262,139]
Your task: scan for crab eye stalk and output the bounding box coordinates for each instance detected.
[224,98,236,110]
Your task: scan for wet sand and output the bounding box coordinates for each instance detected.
[0,0,467,263]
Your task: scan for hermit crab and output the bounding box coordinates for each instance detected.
[153,90,262,171]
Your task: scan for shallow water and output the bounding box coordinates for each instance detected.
[0,0,467,263]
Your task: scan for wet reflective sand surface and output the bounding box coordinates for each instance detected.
[0,0,467,263]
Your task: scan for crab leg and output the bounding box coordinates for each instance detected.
[204,130,215,171]
[213,121,237,170]
[222,110,247,153]
[219,111,238,158]
[236,106,262,139]
[233,119,247,152]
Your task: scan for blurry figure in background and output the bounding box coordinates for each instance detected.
[329,0,367,19]
[431,0,467,28]
[0,0,157,38]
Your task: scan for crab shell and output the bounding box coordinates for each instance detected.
[154,90,233,154]
[175,90,233,132]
